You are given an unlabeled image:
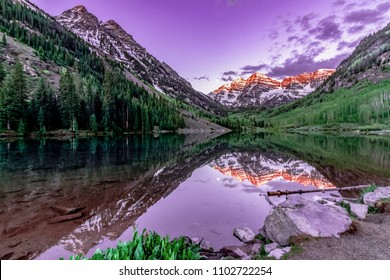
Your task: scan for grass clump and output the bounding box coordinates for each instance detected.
[64,230,201,260]
[255,234,272,244]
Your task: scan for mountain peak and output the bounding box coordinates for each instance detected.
[72,5,88,13]
[103,19,125,32]
[211,69,335,108]
[104,19,120,27]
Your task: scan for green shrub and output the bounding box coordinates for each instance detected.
[64,230,201,260]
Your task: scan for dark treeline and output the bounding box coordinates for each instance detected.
[0,0,185,135]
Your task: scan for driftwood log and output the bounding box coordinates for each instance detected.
[267,185,369,197]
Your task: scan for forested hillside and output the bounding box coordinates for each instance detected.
[0,0,185,135]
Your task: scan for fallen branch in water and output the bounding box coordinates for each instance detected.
[266,185,369,197]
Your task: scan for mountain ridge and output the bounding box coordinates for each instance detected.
[56,5,225,115]
[210,69,335,108]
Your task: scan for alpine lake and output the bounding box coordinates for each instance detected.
[1,132,390,259]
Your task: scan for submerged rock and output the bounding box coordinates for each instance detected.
[350,203,368,219]
[233,227,255,243]
[261,196,352,245]
[363,187,390,206]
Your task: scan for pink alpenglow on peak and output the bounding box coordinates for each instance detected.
[211,69,335,108]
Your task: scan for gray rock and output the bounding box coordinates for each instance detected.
[330,193,341,198]
[268,247,291,259]
[264,243,279,253]
[262,196,352,245]
[220,245,251,260]
[250,243,262,255]
[363,187,390,206]
[350,203,368,219]
[233,227,255,243]
[200,241,214,252]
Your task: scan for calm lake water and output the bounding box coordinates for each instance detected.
[1,132,390,259]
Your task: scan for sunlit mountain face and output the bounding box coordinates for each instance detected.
[210,152,335,189]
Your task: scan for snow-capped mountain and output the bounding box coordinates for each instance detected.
[56,6,223,115]
[211,152,334,189]
[211,69,335,108]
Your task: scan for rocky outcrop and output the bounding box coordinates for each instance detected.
[211,69,335,108]
[261,196,352,245]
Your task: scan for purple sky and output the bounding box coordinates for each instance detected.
[29,0,390,93]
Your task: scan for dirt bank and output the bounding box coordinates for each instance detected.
[290,212,390,260]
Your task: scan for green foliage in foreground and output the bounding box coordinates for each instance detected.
[64,230,201,260]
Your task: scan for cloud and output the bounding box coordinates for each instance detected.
[377,2,390,12]
[287,35,310,46]
[343,2,358,11]
[227,0,237,5]
[220,70,239,82]
[265,39,343,78]
[344,2,390,25]
[283,20,295,33]
[333,0,346,6]
[193,76,210,81]
[336,39,361,51]
[348,25,365,34]
[310,16,342,41]
[240,63,268,75]
[295,13,317,31]
[221,76,234,82]
[222,70,238,76]
[344,10,382,24]
[266,53,347,79]
[268,30,279,40]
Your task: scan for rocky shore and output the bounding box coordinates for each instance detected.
[199,186,390,260]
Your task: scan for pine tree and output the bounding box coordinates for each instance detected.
[0,63,6,85]
[1,62,27,130]
[102,70,113,131]
[1,32,6,46]
[59,69,78,129]
[89,113,98,134]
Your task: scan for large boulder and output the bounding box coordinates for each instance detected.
[363,187,390,206]
[261,196,352,245]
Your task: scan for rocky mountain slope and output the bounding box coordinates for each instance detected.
[210,69,335,108]
[320,23,390,93]
[56,6,224,115]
